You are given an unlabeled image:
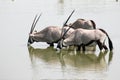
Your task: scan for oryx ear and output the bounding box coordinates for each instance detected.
[32,30,37,34]
[68,23,72,26]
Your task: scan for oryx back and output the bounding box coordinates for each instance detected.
[70,19,96,29]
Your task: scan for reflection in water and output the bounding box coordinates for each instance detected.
[28,46,59,67]
[28,46,113,79]
[108,51,113,65]
[58,50,113,71]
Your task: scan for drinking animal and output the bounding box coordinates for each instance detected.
[57,28,113,51]
[28,10,75,46]
[28,25,74,46]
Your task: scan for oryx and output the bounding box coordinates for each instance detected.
[57,28,113,51]
[27,11,75,46]
[57,18,97,50]
[28,25,74,46]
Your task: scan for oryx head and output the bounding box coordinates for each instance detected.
[27,14,42,46]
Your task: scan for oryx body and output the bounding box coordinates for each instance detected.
[28,26,74,46]
[58,28,113,51]
[68,19,96,29]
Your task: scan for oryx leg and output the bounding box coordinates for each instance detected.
[96,40,103,51]
[77,44,86,51]
[102,40,108,50]
[77,45,82,51]
[47,42,54,46]
[82,44,86,52]
[103,44,108,51]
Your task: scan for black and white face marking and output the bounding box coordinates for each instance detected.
[57,40,63,49]
[28,37,35,46]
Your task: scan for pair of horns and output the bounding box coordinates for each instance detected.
[30,13,42,34]
[60,10,75,39]
[53,10,75,43]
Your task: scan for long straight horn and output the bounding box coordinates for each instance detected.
[63,10,75,27]
[61,10,75,38]
[32,13,42,32]
[61,10,75,37]
[30,14,38,34]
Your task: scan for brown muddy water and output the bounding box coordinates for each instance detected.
[0,0,120,80]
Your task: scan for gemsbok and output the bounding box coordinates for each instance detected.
[57,28,113,51]
[57,18,97,50]
[27,12,75,46]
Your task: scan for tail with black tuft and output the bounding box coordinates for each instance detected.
[90,20,96,29]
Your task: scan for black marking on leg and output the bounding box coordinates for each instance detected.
[97,40,103,50]
[77,45,81,51]
[47,42,54,46]
[50,43,54,46]
[103,44,108,51]
[82,45,85,52]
